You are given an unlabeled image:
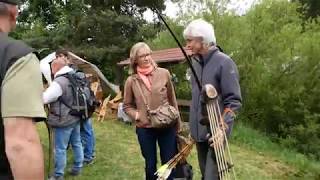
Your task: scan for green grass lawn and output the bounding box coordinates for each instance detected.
[37,119,320,180]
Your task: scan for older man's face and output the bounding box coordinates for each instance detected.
[185,36,203,54]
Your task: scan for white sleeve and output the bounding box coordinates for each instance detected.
[42,81,63,104]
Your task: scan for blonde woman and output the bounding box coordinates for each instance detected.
[123,42,181,180]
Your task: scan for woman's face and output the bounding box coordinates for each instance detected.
[136,48,152,68]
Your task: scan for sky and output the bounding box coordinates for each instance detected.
[143,0,258,22]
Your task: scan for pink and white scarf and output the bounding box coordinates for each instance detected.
[137,65,154,91]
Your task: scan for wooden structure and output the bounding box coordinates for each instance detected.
[40,51,120,94]
[117,47,192,66]
[68,52,120,94]
[40,51,122,122]
[97,95,111,122]
[96,92,123,122]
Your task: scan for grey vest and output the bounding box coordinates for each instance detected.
[48,75,80,127]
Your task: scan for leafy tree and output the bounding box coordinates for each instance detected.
[293,0,320,19]
[149,0,320,159]
[15,0,166,82]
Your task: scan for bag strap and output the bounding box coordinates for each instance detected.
[54,75,74,109]
[55,74,84,112]
[134,78,150,111]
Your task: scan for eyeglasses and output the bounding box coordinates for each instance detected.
[137,53,152,59]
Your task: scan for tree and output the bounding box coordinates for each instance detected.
[293,0,320,19]
[149,0,320,160]
[14,0,167,82]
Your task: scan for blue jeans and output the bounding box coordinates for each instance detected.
[136,127,177,180]
[81,118,96,161]
[54,122,83,177]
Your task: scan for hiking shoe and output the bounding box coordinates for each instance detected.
[68,168,81,176]
[48,176,64,180]
[83,159,94,166]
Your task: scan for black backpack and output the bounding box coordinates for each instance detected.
[60,71,98,120]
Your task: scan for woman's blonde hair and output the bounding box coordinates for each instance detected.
[129,42,157,74]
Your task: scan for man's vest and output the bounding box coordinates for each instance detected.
[0,32,34,179]
[48,75,81,128]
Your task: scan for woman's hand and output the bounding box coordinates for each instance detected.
[135,111,140,121]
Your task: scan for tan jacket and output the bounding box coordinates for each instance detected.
[123,67,181,129]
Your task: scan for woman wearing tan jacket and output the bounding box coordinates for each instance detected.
[123,42,181,180]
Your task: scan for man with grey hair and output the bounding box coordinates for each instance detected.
[184,19,242,180]
[0,0,46,179]
[43,57,84,180]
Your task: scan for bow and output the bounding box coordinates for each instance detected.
[153,8,202,90]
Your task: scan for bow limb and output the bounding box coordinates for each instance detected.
[153,8,202,90]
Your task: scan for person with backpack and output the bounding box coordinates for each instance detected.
[73,70,97,165]
[55,49,97,165]
[43,58,84,180]
[183,19,242,180]
[0,0,46,179]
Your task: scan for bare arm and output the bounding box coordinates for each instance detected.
[4,118,44,180]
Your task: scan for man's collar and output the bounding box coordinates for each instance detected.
[54,66,74,78]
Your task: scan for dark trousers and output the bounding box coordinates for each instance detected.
[136,127,177,180]
[196,142,219,180]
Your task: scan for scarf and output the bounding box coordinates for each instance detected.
[137,65,154,91]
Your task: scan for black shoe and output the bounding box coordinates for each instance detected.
[48,176,64,180]
[83,159,94,165]
[68,168,81,176]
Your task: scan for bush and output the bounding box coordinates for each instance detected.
[149,0,320,159]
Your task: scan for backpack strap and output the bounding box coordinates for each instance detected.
[56,72,87,119]
[55,73,76,110]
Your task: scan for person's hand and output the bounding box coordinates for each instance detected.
[220,119,229,132]
[135,111,140,121]
[176,125,182,134]
[207,129,224,148]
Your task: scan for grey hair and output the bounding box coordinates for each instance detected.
[183,19,216,46]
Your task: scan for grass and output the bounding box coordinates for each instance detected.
[37,118,320,180]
